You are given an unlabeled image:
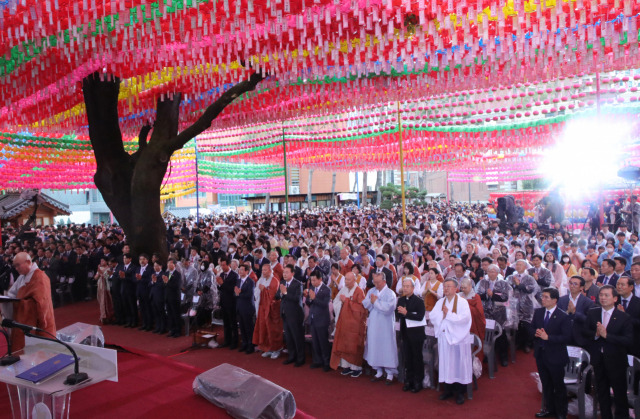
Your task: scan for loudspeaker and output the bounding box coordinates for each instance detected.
[193,363,296,419]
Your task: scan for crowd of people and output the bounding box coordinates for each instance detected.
[3,200,640,416]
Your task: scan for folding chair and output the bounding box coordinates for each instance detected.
[467,333,483,399]
[483,320,502,379]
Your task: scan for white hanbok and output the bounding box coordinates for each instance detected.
[429,295,473,385]
[362,285,398,370]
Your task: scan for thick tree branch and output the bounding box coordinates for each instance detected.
[165,71,266,153]
[130,123,152,165]
[82,72,128,164]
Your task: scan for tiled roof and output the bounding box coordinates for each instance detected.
[0,192,71,219]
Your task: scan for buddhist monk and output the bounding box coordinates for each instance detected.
[4,252,56,351]
[252,264,283,359]
[330,272,367,377]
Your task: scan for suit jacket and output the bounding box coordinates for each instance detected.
[596,273,619,287]
[529,307,571,366]
[121,263,138,294]
[109,263,124,296]
[501,266,516,279]
[368,266,393,289]
[253,257,269,276]
[617,294,640,356]
[528,266,552,288]
[277,278,304,321]
[149,270,166,304]
[397,293,427,341]
[236,275,255,315]
[164,270,182,304]
[305,283,331,327]
[135,264,153,298]
[289,246,302,259]
[558,293,594,346]
[583,306,633,359]
[241,254,255,265]
[218,269,240,309]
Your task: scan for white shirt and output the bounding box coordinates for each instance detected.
[545,306,557,319]
[569,293,580,308]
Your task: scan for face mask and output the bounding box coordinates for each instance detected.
[607,248,614,253]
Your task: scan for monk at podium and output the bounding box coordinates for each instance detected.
[5,252,56,351]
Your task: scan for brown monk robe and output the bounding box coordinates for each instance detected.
[330,277,368,370]
[460,278,486,362]
[8,254,56,351]
[252,271,283,353]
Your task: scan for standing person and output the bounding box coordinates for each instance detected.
[583,285,633,419]
[305,271,331,371]
[120,253,138,328]
[330,272,367,377]
[2,252,56,351]
[363,272,398,385]
[430,278,473,405]
[136,254,153,331]
[476,264,511,364]
[557,276,594,346]
[96,257,114,324]
[277,264,305,367]
[150,261,167,334]
[216,257,240,349]
[109,257,125,325]
[253,264,283,359]
[530,288,572,419]
[235,263,256,354]
[163,258,182,338]
[615,276,640,357]
[507,259,540,353]
[396,278,427,393]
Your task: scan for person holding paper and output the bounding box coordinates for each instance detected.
[396,277,426,393]
[5,252,56,351]
[430,278,473,405]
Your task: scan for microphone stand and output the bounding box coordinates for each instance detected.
[0,328,19,366]
[23,331,89,385]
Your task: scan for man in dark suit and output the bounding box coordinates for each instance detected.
[304,256,324,287]
[252,249,269,277]
[235,263,256,354]
[135,254,154,331]
[529,254,553,289]
[369,254,393,289]
[557,275,594,346]
[108,257,125,325]
[615,275,640,357]
[397,277,427,393]
[530,287,572,419]
[284,254,305,284]
[289,238,302,259]
[120,253,139,328]
[216,257,240,349]
[583,285,633,419]
[241,245,254,266]
[164,258,182,338]
[597,259,619,287]
[277,264,305,367]
[497,256,515,279]
[305,271,331,371]
[209,240,226,267]
[150,261,167,334]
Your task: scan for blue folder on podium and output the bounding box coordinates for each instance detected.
[16,354,75,384]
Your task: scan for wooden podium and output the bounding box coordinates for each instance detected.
[0,336,118,418]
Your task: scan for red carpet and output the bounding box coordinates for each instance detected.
[1,301,546,419]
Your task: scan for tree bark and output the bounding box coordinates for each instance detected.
[83,70,264,264]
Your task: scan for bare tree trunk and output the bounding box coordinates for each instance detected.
[307,170,314,208]
[82,70,264,264]
[375,171,383,206]
[264,193,271,213]
[361,171,368,207]
[331,173,336,205]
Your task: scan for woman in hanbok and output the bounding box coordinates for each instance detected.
[95,257,114,324]
[421,268,444,312]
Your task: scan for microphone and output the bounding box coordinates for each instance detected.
[1,318,40,333]
[1,318,89,385]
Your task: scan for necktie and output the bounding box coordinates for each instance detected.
[543,311,550,327]
[623,299,628,310]
[603,311,611,329]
